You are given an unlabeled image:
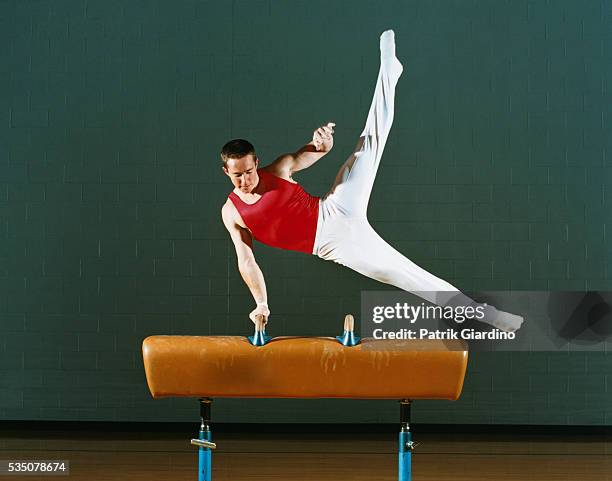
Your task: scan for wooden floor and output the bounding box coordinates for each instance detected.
[1,427,611,480]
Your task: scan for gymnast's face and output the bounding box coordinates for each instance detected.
[223,154,259,194]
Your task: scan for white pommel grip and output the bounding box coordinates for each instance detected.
[344,314,354,332]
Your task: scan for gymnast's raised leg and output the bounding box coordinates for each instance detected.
[312,30,523,332]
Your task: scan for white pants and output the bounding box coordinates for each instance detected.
[312,46,479,311]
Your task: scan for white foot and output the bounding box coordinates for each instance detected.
[380,30,396,59]
[380,30,404,78]
[486,310,524,333]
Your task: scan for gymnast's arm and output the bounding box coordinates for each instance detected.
[221,201,270,323]
[271,122,336,176]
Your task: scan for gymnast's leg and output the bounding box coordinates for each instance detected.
[315,31,523,332]
[331,219,524,332]
[323,30,403,217]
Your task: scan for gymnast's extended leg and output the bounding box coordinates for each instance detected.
[321,30,404,216]
[315,30,523,332]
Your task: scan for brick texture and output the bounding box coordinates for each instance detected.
[0,0,610,424]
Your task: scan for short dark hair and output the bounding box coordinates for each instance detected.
[220,139,256,165]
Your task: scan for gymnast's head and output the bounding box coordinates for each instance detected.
[221,139,259,193]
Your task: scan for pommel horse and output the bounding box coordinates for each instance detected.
[142,335,468,480]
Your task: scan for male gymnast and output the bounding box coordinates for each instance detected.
[220,30,524,333]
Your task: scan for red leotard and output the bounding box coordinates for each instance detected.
[228,169,320,254]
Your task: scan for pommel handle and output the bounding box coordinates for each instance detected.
[254,314,266,332]
[344,314,354,332]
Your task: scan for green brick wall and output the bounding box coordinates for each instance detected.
[1,0,611,424]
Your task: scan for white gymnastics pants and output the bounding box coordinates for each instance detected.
[311,34,483,313]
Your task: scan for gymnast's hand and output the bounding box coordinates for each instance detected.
[249,303,270,327]
[313,122,335,152]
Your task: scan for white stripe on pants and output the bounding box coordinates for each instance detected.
[312,40,471,309]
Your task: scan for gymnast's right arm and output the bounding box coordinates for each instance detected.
[221,201,271,325]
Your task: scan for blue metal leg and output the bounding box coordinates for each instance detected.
[198,428,212,481]
[198,398,213,481]
[398,430,412,481]
[398,400,413,481]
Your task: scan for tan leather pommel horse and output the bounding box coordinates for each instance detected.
[142,336,468,481]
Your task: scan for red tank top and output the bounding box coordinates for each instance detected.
[228,169,320,254]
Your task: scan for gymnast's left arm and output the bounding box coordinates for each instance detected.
[273,122,336,175]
